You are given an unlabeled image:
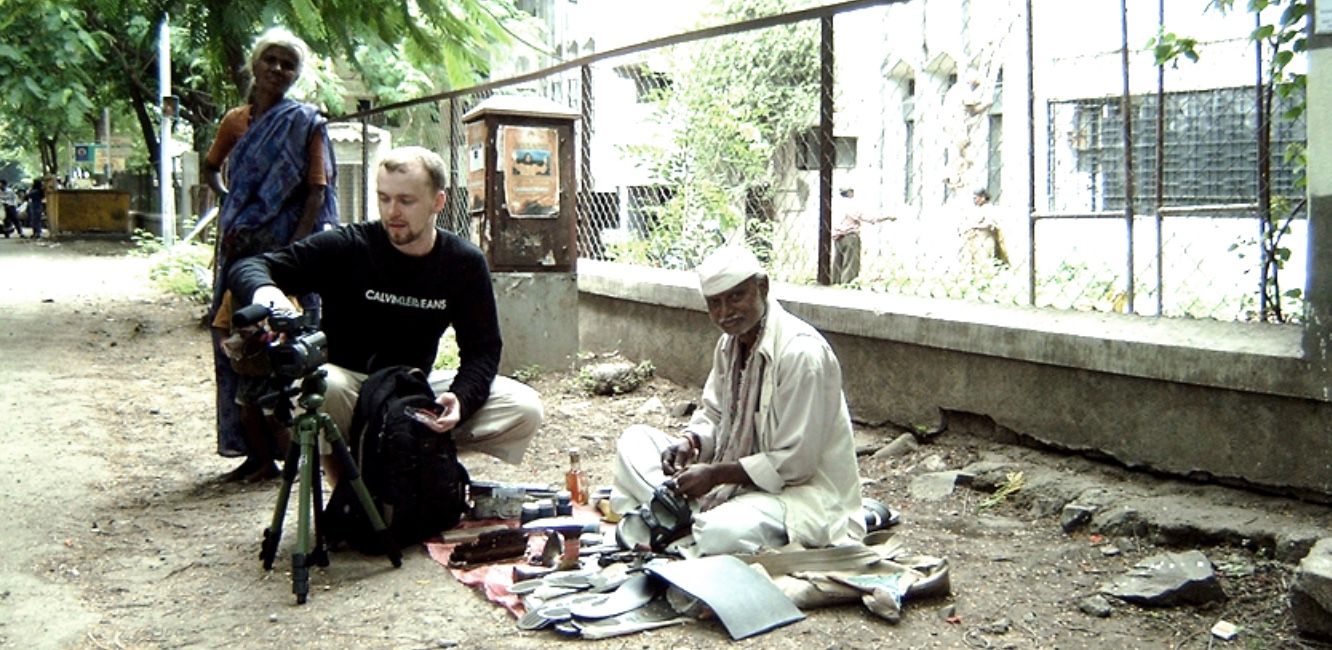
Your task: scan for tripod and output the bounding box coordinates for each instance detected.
[258,368,402,604]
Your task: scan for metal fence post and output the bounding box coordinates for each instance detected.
[580,64,593,195]
[360,111,369,224]
[818,15,834,286]
[1119,0,1137,314]
[1255,11,1273,319]
[1026,0,1037,306]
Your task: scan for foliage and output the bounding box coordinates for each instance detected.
[0,0,521,180]
[132,228,214,302]
[978,471,1025,510]
[1183,0,1309,322]
[510,365,542,384]
[576,359,655,396]
[0,1,103,174]
[620,0,818,270]
[434,330,461,370]
[1145,31,1199,68]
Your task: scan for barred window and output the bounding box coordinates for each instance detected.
[1057,86,1305,212]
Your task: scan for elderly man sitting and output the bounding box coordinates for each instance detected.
[611,245,866,556]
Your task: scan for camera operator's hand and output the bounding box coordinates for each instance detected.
[418,392,461,434]
[251,285,297,315]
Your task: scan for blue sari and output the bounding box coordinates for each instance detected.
[210,98,339,457]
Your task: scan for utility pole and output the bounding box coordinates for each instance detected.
[158,14,176,246]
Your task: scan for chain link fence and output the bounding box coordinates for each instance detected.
[330,0,1306,323]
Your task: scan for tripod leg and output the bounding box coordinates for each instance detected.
[309,444,329,569]
[260,425,304,570]
[320,413,403,568]
[292,414,319,604]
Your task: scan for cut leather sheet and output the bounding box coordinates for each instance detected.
[647,555,805,640]
[573,597,691,639]
[568,573,657,619]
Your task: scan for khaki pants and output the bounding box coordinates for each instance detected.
[320,364,543,466]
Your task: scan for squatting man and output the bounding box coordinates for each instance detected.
[228,146,544,484]
[611,245,866,556]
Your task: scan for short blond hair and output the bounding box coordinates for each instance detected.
[379,146,447,194]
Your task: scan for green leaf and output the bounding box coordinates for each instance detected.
[1281,3,1307,27]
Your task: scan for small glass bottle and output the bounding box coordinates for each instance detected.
[565,448,590,506]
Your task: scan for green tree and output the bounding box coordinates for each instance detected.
[620,0,818,270]
[1151,0,1307,322]
[0,0,522,178]
[0,2,102,175]
[1219,0,1307,323]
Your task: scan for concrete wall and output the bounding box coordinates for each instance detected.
[493,271,580,375]
[577,259,1332,500]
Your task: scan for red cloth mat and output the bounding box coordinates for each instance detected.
[424,519,544,618]
[425,505,610,618]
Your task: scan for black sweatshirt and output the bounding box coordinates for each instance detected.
[228,222,500,423]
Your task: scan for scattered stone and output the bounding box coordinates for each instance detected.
[1102,550,1226,606]
[919,454,948,473]
[870,433,919,461]
[1291,538,1332,640]
[1210,620,1239,641]
[1091,504,1149,538]
[636,396,664,414]
[938,604,957,619]
[670,401,697,418]
[1060,504,1096,532]
[578,359,653,396]
[1078,595,1113,618]
[436,639,460,648]
[957,460,1017,488]
[1100,545,1121,557]
[268,613,278,623]
[982,617,1010,634]
[909,471,961,501]
[1278,531,1324,563]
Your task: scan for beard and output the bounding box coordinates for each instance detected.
[388,223,424,245]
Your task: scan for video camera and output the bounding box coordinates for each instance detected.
[232,302,328,381]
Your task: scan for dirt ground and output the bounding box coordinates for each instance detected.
[0,237,1321,649]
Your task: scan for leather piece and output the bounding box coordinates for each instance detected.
[647,555,804,640]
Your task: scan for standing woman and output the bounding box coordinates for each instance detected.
[25,179,44,239]
[206,26,338,481]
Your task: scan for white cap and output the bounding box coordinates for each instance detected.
[696,246,764,297]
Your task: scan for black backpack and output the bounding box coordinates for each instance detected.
[322,365,470,554]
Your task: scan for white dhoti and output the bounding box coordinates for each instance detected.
[611,424,787,556]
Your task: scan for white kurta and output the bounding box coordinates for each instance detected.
[613,297,865,552]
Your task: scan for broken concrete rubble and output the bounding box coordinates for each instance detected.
[908,471,961,501]
[1102,550,1226,607]
[1291,538,1332,640]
